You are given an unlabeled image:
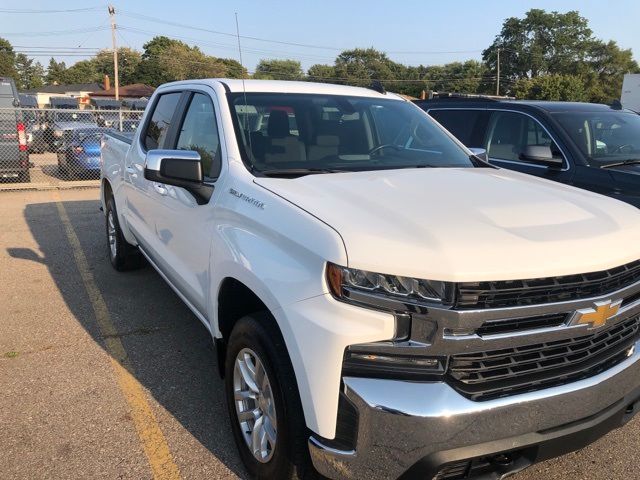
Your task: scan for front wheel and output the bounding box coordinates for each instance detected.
[224,314,318,480]
[105,196,143,271]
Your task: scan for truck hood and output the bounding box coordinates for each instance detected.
[255,168,640,282]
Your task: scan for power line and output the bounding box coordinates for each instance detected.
[0,6,104,13]
[118,9,487,56]
[0,26,110,37]
[13,45,103,50]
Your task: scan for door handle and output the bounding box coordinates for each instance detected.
[153,183,168,195]
[125,166,136,175]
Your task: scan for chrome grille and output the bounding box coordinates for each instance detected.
[448,315,640,401]
[455,260,640,310]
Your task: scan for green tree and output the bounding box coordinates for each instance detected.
[46,58,67,85]
[218,58,247,78]
[135,36,187,86]
[581,40,639,102]
[513,74,588,101]
[422,60,488,94]
[135,36,238,85]
[92,48,142,85]
[159,43,226,81]
[61,59,98,84]
[333,48,399,86]
[14,53,44,89]
[307,64,336,82]
[483,9,639,98]
[0,37,18,79]
[253,59,303,80]
[483,9,594,82]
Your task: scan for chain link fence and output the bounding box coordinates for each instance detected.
[0,107,143,190]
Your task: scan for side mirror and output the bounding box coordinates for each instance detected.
[519,145,563,168]
[144,149,213,204]
[468,147,488,162]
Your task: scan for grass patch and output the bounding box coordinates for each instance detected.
[3,351,19,359]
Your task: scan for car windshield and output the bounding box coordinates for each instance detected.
[55,111,94,123]
[553,111,640,166]
[229,93,474,175]
[74,131,103,142]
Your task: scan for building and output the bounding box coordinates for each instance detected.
[20,83,103,108]
[89,83,155,100]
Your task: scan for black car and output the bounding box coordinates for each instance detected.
[414,97,640,208]
[0,77,30,182]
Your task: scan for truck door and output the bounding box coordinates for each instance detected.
[124,91,182,256]
[484,110,574,184]
[150,90,224,317]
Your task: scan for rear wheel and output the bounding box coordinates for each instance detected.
[105,196,143,271]
[225,314,317,480]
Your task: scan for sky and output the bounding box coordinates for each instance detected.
[1,0,639,73]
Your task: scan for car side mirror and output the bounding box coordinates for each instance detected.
[468,147,488,162]
[519,145,563,168]
[144,149,213,205]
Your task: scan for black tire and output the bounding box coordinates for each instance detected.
[105,196,143,271]
[225,314,318,480]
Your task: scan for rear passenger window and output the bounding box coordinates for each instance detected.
[144,92,181,150]
[429,109,482,146]
[176,93,221,179]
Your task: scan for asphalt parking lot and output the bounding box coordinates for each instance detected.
[1,188,639,480]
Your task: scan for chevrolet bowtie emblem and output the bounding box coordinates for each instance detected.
[569,299,622,329]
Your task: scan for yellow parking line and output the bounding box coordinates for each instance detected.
[52,192,181,480]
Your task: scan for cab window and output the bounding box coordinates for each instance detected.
[429,109,488,146]
[176,93,221,179]
[144,92,181,150]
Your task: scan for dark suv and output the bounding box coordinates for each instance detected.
[414,97,640,208]
[0,77,30,182]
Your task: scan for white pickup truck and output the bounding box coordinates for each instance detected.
[101,79,640,480]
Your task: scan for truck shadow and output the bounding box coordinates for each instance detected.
[10,199,247,479]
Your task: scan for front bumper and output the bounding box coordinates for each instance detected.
[309,337,640,480]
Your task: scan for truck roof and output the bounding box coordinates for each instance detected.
[159,78,402,100]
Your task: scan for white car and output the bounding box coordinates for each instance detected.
[101,79,640,480]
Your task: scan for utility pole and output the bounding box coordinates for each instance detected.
[108,5,119,100]
[496,48,500,96]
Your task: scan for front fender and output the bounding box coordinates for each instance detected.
[208,173,395,438]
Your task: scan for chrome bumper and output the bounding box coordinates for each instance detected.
[309,338,640,480]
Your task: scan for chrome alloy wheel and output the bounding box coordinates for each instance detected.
[233,348,278,463]
[107,210,117,260]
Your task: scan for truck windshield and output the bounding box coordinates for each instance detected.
[554,111,640,166]
[229,93,474,174]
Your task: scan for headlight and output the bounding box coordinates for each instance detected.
[326,263,454,309]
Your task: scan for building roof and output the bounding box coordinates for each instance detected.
[22,83,103,94]
[90,83,155,98]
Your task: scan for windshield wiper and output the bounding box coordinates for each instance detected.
[259,168,349,177]
[601,159,640,169]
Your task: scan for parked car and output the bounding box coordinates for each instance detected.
[18,94,47,154]
[415,96,640,207]
[0,77,30,182]
[91,98,123,127]
[101,79,640,480]
[44,97,97,151]
[57,126,108,179]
